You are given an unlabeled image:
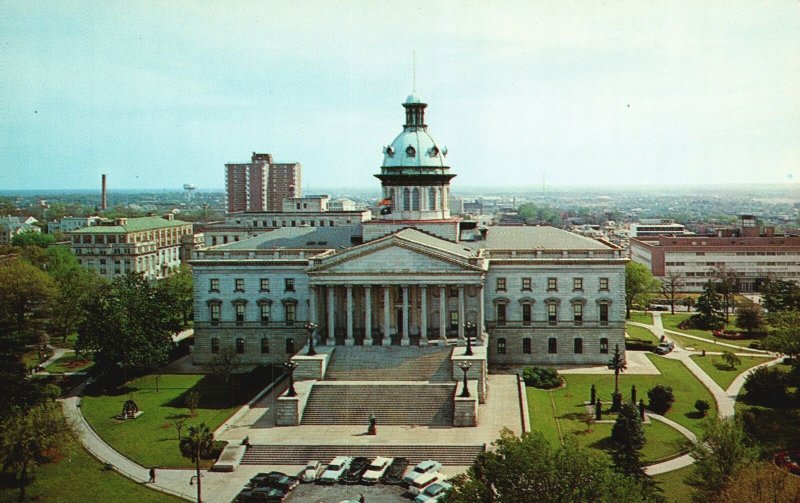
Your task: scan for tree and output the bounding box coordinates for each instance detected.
[735,300,764,335]
[660,272,684,315]
[711,265,738,323]
[0,258,57,340]
[185,391,200,417]
[204,347,241,400]
[607,344,627,410]
[711,461,800,503]
[762,318,800,364]
[0,403,75,502]
[681,296,695,312]
[688,417,759,501]
[742,366,787,407]
[695,399,711,417]
[611,402,646,477]
[690,281,725,330]
[762,278,800,313]
[156,264,193,328]
[625,262,657,319]
[77,273,175,382]
[646,385,675,414]
[443,428,662,503]
[179,423,214,503]
[49,266,101,343]
[11,231,55,248]
[721,351,741,370]
[170,414,189,440]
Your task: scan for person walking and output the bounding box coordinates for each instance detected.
[359,494,365,503]
[149,467,156,483]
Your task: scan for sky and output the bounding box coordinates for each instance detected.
[2,1,799,192]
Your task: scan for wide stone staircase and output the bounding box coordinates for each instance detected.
[240,444,485,466]
[323,345,454,382]
[300,383,456,426]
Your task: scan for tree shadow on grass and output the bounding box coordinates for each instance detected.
[685,411,705,420]
[588,436,614,452]
[712,362,735,372]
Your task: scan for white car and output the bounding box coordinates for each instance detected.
[403,460,443,487]
[300,460,321,483]
[318,456,352,484]
[408,471,445,496]
[361,456,393,484]
[413,480,452,503]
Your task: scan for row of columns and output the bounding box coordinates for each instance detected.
[309,284,484,346]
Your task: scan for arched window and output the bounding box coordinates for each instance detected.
[574,338,583,354]
[403,188,411,211]
[211,338,220,354]
[236,338,245,354]
[548,338,557,354]
[429,187,437,210]
[261,338,270,354]
[497,337,506,354]
[523,338,532,354]
[412,188,420,210]
[600,338,609,354]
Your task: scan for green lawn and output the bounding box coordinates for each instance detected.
[653,465,696,503]
[51,333,79,349]
[628,312,653,325]
[666,331,761,355]
[689,354,770,390]
[81,370,275,468]
[0,442,183,503]
[626,324,660,351]
[47,352,94,373]
[660,313,763,350]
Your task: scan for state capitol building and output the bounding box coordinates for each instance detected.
[191,95,628,369]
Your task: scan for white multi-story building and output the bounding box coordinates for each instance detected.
[629,219,689,238]
[191,95,627,367]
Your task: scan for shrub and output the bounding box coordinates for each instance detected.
[695,399,711,417]
[743,366,787,407]
[522,367,562,389]
[206,440,227,460]
[647,385,675,414]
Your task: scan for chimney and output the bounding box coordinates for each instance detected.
[101,174,107,210]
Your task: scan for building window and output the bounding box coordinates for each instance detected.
[497,337,506,354]
[210,303,221,325]
[522,303,532,325]
[285,303,296,326]
[412,188,420,211]
[574,338,583,354]
[261,338,270,354]
[260,278,270,292]
[211,338,219,354]
[600,338,609,354]
[523,338,532,354]
[260,303,271,325]
[548,338,557,354]
[599,277,609,291]
[209,278,219,292]
[496,303,507,326]
[236,338,245,354]
[599,303,609,325]
[547,277,557,291]
[235,303,245,326]
[403,188,411,211]
[449,310,459,331]
[547,303,557,325]
[522,277,532,291]
[285,278,295,292]
[573,303,583,324]
[285,338,295,354]
[429,187,437,210]
[235,278,244,292]
[496,277,506,291]
[573,278,583,291]
[449,286,458,298]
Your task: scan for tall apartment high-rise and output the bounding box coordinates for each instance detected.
[225,152,301,213]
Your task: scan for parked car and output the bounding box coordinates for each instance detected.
[361,456,393,484]
[413,481,452,503]
[235,486,286,503]
[408,471,445,496]
[655,341,675,354]
[381,457,409,485]
[403,460,443,487]
[300,460,322,483]
[250,471,299,492]
[343,456,370,484]
[318,456,353,484]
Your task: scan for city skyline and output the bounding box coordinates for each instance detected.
[2,1,799,191]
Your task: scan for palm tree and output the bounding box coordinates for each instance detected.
[179,423,214,503]
[607,344,627,411]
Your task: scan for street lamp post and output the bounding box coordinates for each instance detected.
[458,361,472,398]
[283,361,299,397]
[463,322,475,356]
[305,322,318,356]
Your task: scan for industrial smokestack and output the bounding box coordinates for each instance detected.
[101,174,107,210]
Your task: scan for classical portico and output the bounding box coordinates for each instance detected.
[307,228,487,347]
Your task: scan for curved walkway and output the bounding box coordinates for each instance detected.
[644,412,698,476]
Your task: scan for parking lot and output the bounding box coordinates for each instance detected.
[285,482,409,502]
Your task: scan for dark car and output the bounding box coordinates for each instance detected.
[343,456,370,484]
[235,487,286,503]
[381,457,409,485]
[250,471,300,492]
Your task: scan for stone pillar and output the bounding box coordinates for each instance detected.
[420,285,428,346]
[401,285,410,346]
[458,285,466,345]
[326,285,335,346]
[439,285,447,342]
[345,285,354,346]
[477,284,485,340]
[382,285,391,346]
[364,285,372,345]
[309,285,317,325]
